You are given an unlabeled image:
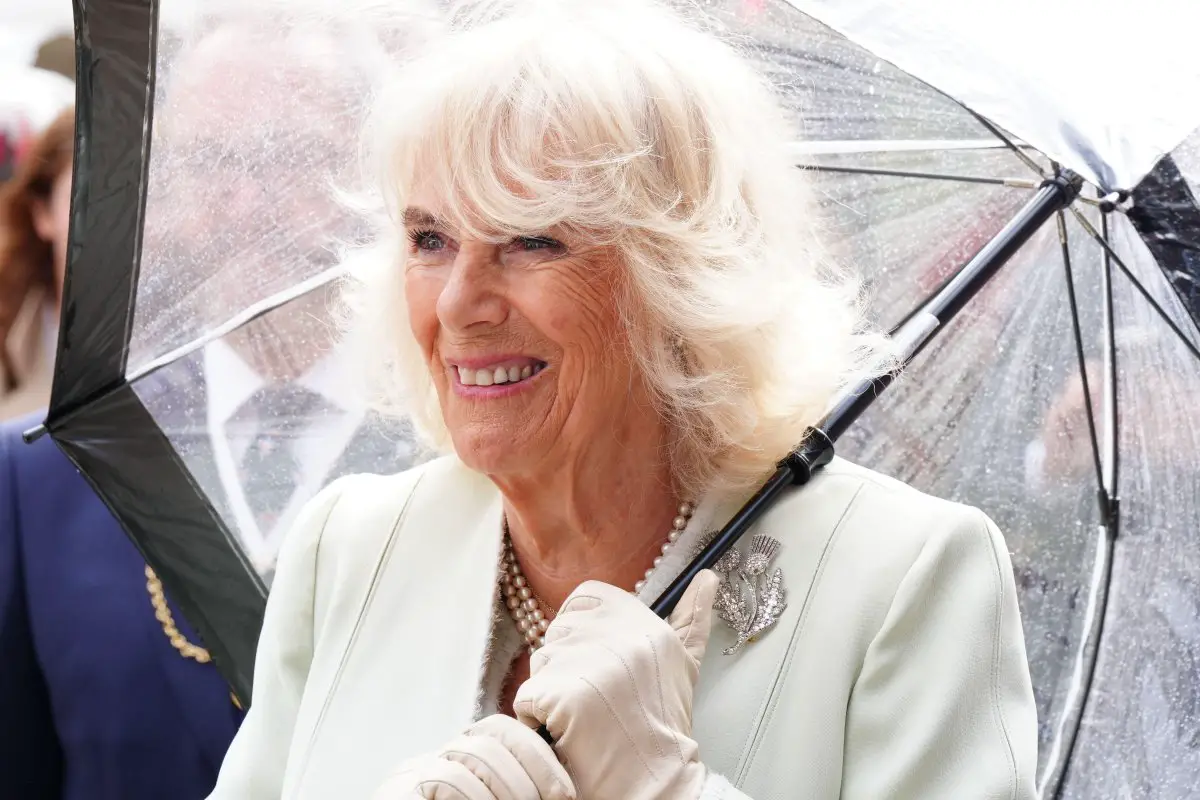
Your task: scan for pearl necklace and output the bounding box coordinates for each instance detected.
[500,501,695,652]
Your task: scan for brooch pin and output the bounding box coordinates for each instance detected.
[706,534,788,655]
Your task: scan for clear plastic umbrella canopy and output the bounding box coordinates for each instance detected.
[42,0,1200,797]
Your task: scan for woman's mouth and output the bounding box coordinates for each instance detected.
[455,359,547,387]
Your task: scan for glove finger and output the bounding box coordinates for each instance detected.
[667,569,719,664]
[558,579,651,618]
[512,666,571,744]
[467,715,577,800]
[513,643,625,743]
[440,733,536,800]
[539,620,576,653]
[375,754,494,800]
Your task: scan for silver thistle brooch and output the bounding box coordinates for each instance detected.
[705,534,788,655]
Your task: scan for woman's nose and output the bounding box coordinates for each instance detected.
[436,242,508,333]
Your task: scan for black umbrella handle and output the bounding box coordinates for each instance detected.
[531,430,835,747]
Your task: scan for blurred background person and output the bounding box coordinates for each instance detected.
[0,109,244,800]
[0,104,70,419]
[0,19,429,795]
[133,13,423,580]
[0,8,426,795]
[0,32,241,798]
[0,11,417,798]
[0,13,406,798]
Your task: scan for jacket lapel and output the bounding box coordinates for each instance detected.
[297,458,503,788]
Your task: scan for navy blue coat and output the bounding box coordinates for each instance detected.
[0,414,242,800]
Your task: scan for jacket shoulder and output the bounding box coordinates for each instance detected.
[291,455,481,571]
[798,456,990,538]
[758,457,1002,598]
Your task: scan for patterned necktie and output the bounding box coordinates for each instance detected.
[232,383,326,538]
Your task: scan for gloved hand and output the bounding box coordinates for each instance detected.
[513,570,720,800]
[373,714,577,800]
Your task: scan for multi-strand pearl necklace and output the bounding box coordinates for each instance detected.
[500,501,696,652]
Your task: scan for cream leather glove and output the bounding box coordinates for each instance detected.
[373,714,577,800]
[513,570,720,800]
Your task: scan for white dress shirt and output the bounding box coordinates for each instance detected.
[203,340,366,574]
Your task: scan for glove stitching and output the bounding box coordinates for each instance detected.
[581,675,663,780]
[679,575,707,660]
[648,632,687,766]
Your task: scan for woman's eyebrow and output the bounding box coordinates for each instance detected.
[401,207,441,228]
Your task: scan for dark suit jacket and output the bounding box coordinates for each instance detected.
[0,413,243,800]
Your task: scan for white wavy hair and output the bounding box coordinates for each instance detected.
[342,0,898,501]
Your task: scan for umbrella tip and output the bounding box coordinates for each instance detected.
[22,423,48,444]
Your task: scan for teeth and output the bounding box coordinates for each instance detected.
[456,362,545,387]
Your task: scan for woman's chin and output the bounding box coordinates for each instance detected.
[449,427,541,476]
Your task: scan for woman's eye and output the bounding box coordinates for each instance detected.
[516,236,562,252]
[408,229,446,251]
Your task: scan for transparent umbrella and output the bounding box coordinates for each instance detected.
[33,0,1200,797]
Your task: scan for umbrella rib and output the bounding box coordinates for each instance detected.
[1044,203,1124,800]
[967,110,1049,180]
[1096,210,1120,506]
[1068,206,1200,365]
[1041,524,1116,799]
[1055,209,1107,505]
[127,266,348,384]
[785,138,1036,156]
[794,162,1039,188]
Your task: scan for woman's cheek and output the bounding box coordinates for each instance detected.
[404,271,443,359]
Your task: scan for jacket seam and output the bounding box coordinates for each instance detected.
[734,483,865,783]
[294,471,427,785]
[974,510,1020,800]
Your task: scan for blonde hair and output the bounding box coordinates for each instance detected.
[343,0,897,500]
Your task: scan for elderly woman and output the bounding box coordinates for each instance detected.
[208,1,1038,798]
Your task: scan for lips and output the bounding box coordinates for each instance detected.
[454,358,547,387]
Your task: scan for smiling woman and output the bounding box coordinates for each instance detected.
[206,1,1039,798]
[347,0,896,503]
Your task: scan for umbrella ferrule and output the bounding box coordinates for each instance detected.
[777,427,835,485]
[1042,169,1085,202]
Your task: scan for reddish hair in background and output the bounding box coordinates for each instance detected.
[0,107,73,390]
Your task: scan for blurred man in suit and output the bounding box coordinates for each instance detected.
[136,15,421,577]
[0,11,421,799]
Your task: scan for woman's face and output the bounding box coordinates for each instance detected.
[31,165,73,298]
[404,193,654,476]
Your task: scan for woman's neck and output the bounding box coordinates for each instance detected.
[493,432,680,612]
